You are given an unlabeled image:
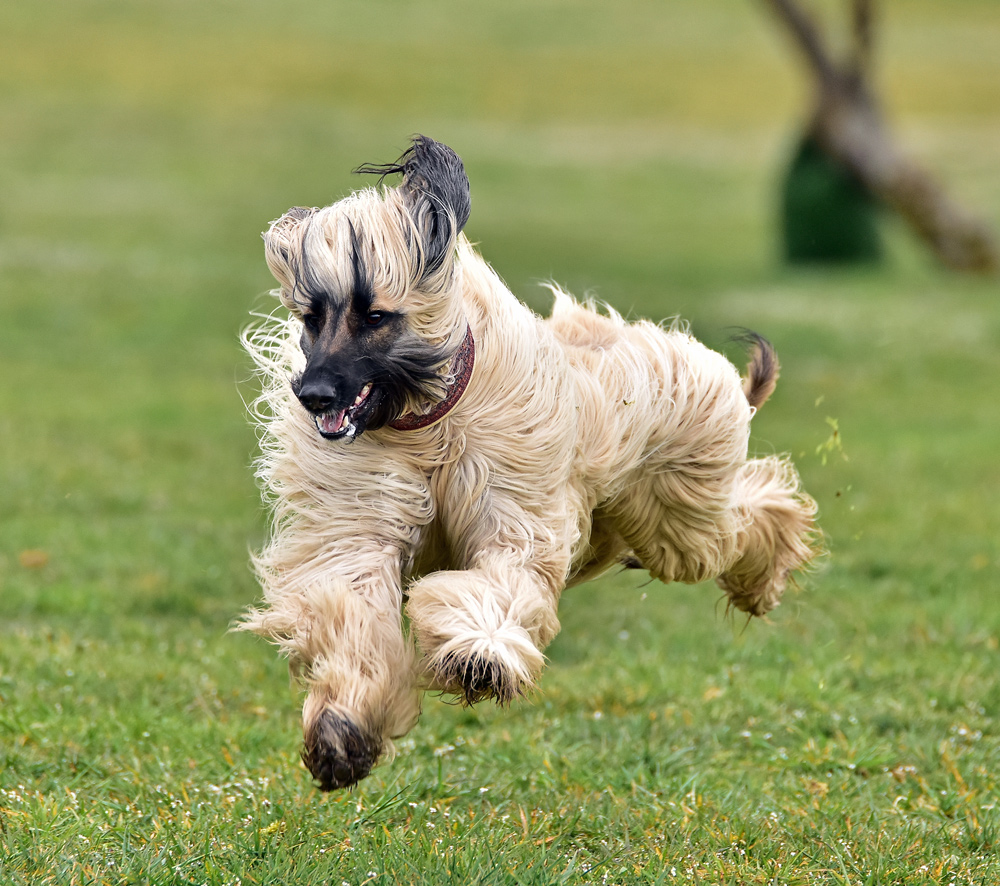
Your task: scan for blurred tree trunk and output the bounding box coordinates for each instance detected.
[764,0,998,273]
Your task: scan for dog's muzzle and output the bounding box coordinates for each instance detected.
[298,382,373,440]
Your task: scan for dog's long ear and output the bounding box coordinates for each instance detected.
[263,206,315,300]
[356,136,471,275]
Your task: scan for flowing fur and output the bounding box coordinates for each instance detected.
[241,137,820,790]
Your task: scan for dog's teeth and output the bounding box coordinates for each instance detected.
[354,384,372,407]
[316,410,348,436]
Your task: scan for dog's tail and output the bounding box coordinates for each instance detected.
[737,332,779,411]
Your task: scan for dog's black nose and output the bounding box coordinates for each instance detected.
[296,381,337,414]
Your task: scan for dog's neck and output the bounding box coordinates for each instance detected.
[388,324,475,431]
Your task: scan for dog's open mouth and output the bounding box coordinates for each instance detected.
[314,383,373,440]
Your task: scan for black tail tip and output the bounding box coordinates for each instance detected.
[730,330,779,411]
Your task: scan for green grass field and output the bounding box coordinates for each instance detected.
[2,1,1000,883]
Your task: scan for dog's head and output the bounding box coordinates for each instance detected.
[263,136,471,440]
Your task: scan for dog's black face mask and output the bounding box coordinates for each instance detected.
[293,301,394,441]
[276,136,472,441]
[291,287,450,441]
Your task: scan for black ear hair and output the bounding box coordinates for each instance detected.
[355,135,471,273]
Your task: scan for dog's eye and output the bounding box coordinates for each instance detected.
[365,311,385,327]
[302,313,321,334]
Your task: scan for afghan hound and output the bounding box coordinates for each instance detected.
[241,136,820,790]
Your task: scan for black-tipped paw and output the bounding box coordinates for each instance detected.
[301,711,381,791]
[436,653,519,706]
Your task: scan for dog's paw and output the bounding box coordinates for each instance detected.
[431,652,525,706]
[301,710,381,791]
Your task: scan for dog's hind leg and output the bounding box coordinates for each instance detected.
[600,328,820,611]
[607,461,746,588]
[715,455,819,616]
[609,453,817,616]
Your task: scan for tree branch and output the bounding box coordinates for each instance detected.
[816,96,999,272]
[850,0,875,83]
[765,0,998,272]
[761,0,840,87]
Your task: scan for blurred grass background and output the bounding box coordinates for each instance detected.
[1,1,999,883]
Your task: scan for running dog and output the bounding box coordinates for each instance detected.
[241,136,819,790]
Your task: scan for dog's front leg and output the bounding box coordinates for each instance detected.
[243,550,419,791]
[406,555,563,706]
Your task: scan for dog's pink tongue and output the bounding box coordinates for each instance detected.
[320,410,346,435]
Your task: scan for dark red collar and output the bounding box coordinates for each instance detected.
[388,324,476,431]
